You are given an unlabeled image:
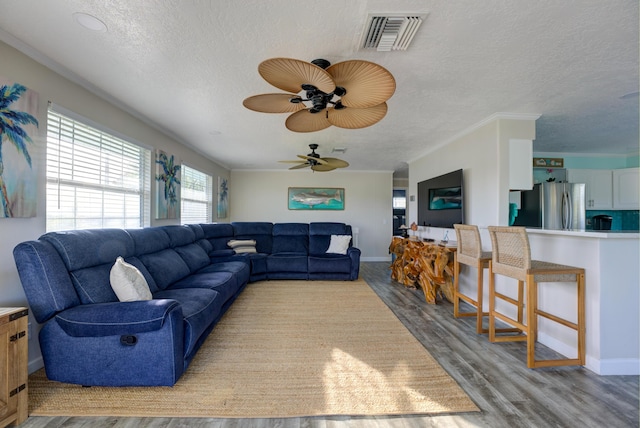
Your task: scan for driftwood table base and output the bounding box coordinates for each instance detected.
[389,237,456,304]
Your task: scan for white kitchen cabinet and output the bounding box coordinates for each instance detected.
[509,139,533,190]
[613,167,639,209]
[566,169,613,209]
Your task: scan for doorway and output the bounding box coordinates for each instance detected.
[392,189,406,236]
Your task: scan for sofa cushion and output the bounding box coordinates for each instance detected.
[126,257,159,293]
[153,288,222,358]
[227,239,257,253]
[127,227,171,255]
[308,253,353,274]
[70,256,158,305]
[200,223,235,251]
[161,225,196,247]
[309,222,351,255]
[109,256,152,302]
[174,243,210,273]
[71,263,119,304]
[326,235,352,255]
[232,222,273,254]
[42,229,135,271]
[198,261,251,287]
[209,249,234,258]
[186,224,205,240]
[139,249,191,289]
[170,271,238,304]
[267,253,308,273]
[272,223,309,254]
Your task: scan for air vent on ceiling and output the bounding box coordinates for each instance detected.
[361,14,427,51]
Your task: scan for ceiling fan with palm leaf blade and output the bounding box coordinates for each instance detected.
[279,144,349,172]
[243,58,395,132]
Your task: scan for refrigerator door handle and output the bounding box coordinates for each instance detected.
[562,190,573,229]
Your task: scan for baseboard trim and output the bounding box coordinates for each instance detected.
[361,257,391,262]
[539,332,639,375]
[28,356,44,375]
[587,356,640,376]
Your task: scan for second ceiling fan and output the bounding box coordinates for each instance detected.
[280,144,349,172]
[243,58,395,133]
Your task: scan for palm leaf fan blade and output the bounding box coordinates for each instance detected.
[321,157,349,168]
[258,58,335,94]
[327,103,388,129]
[289,162,311,170]
[327,60,396,108]
[285,109,332,133]
[243,94,306,113]
[311,163,337,172]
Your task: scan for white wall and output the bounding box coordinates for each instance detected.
[229,170,393,261]
[408,115,537,235]
[0,41,229,371]
[407,114,538,357]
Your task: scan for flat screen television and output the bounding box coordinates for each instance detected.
[417,169,464,228]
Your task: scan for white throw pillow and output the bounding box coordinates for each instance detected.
[227,239,257,254]
[326,235,351,255]
[109,256,152,302]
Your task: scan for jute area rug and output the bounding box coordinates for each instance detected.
[29,279,479,418]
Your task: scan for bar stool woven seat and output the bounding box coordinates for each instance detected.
[487,226,585,368]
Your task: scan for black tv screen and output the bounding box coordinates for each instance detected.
[418,169,464,228]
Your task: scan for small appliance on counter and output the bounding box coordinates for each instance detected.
[592,215,612,231]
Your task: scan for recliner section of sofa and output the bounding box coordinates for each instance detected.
[13,221,360,387]
[13,225,249,387]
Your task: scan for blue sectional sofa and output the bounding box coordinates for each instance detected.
[13,222,359,387]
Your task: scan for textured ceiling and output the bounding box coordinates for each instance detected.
[0,0,637,178]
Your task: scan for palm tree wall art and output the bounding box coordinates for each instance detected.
[155,149,181,219]
[0,79,39,218]
[217,176,228,219]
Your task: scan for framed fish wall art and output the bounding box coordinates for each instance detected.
[287,187,345,210]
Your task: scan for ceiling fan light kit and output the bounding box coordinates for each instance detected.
[243,57,395,132]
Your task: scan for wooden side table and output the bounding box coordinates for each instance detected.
[0,308,29,427]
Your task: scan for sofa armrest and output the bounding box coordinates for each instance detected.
[54,299,182,337]
[347,247,361,280]
[347,246,361,259]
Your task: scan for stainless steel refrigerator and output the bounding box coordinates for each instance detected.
[513,182,586,230]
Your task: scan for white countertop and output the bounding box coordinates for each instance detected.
[525,228,639,239]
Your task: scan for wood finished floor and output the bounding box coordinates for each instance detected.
[20,262,639,428]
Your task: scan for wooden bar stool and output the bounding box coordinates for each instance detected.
[487,226,586,368]
[453,224,492,333]
[453,224,523,334]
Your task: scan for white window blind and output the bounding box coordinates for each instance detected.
[181,165,212,224]
[46,107,151,231]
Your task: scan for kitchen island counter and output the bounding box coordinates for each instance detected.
[524,229,639,375]
[525,228,639,238]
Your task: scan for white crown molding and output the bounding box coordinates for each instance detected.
[231,168,394,174]
[409,112,541,164]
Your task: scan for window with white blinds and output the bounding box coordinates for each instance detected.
[181,165,212,224]
[46,107,151,232]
